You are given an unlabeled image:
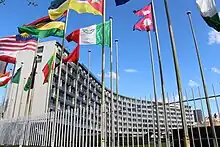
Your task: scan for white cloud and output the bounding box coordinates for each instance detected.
[124,69,138,73]
[97,72,119,79]
[211,67,220,74]
[188,80,199,87]
[208,30,220,45]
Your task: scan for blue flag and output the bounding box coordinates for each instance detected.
[115,0,130,6]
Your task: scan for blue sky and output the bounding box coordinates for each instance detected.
[1,0,220,114]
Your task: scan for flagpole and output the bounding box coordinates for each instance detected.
[25,54,37,116]
[51,9,70,147]
[85,49,91,147]
[109,16,115,147]
[12,63,23,118]
[101,0,106,145]
[146,31,162,147]
[45,49,57,113]
[151,1,170,146]
[115,39,120,147]
[18,78,26,117]
[72,61,79,147]
[187,11,218,147]
[162,0,190,146]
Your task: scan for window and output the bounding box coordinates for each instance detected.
[37,46,44,53]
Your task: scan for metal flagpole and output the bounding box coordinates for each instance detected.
[151,1,170,146]
[12,63,23,118]
[185,90,195,147]
[18,78,26,117]
[146,31,162,147]
[86,49,91,147]
[79,101,83,147]
[109,16,115,147]
[163,0,190,146]
[135,99,139,147]
[92,99,96,147]
[140,97,145,147]
[172,92,181,147]
[198,87,211,147]
[82,106,85,147]
[122,98,124,147]
[131,98,134,147]
[61,62,68,146]
[146,96,150,147]
[76,107,79,147]
[186,11,218,147]
[72,62,79,147]
[167,93,175,147]
[45,49,57,113]
[126,98,129,147]
[115,39,120,147]
[191,88,203,147]
[51,9,70,147]
[150,96,156,147]
[97,104,100,147]
[211,84,220,117]
[101,0,106,145]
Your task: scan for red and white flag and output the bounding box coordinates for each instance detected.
[133,3,154,31]
[134,3,152,17]
[0,36,37,64]
[0,72,11,87]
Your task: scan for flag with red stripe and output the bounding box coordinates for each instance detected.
[0,35,37,64]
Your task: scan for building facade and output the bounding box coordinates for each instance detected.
[3,40,194,137]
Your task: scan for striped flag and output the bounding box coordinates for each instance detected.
[0,35,37,64]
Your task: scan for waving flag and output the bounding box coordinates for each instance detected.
[0,72,11,87]
[18,12,66,38]
[0,35,37,64]
[63,44,80,63]
[196,0,220,31]
[42,53,55,84]
[133,3,154,31]
[66,21,111,47]
[134,3,152,17]
[115,0,130,6]
[48,0,103,20]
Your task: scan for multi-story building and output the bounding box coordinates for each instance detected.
[3,40,194,137]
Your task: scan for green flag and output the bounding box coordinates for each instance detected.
[24,77,31,91]
[24,60,37,91]
[12,67,22,84]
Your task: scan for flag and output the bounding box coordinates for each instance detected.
[134,3,152,17]
[196,0,220,31]
[133,16,154,31]
[133,3,154,31]
[42,53,55,84]
[48,0,103,20]
[63,44,80,63]
[18,12,67,38]
[66,20,111,47]
[24,60,37,91]
[0,72,11,87]
[0,36,37,64]
[115,0,130,6]
[12,67,22,84]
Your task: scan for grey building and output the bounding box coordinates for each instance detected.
[4,40,194,137]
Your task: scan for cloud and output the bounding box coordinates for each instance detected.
[211,67,220,74]
[124,69,138,73]
[188,80,199,87]
[208,30,220,45]
[97,72,119,79]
